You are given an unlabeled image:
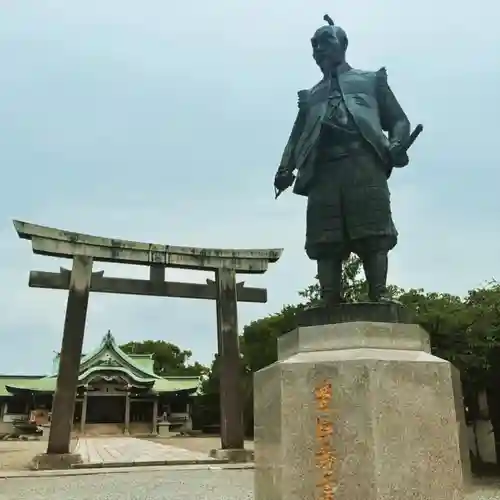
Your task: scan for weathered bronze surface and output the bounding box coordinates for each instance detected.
[275,15,422,305]
[296,302,414,328]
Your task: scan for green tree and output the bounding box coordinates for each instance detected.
[199,257,500,440]
[120,340,208,377]
[397,284,500,385]
[299,254,366,305]
[197,304,301,434]
[239,304,303,435]
[200,354,223,396]
[201,304,301,396]
[299,254,403,304]
[194,355,223,431]
[240,304,302,372]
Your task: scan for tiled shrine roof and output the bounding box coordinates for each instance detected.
[0,331,200,396]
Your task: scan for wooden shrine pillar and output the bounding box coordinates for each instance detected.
[47,255,93,455]
[215,267,244,450]
[124,390,131,435]
[152,398,158,436]
[80,389,88,434]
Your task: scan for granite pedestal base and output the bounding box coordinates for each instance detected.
[209,448,254,463]
[254,315,465,500]
[30,452,82,470]
[158,422,174,437]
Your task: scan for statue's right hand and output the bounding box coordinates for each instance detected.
[274,170,295,191]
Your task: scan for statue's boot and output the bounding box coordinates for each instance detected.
[317,258,344,306]
[361,251,392,302]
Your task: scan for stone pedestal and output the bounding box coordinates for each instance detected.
[296,301,414,327]
[254,307,465,500]
[40,423,51,441]
[157,422,174,437]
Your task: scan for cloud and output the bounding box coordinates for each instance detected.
[0,0,499,373]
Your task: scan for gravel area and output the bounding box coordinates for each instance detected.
[471,482,500,500]
[0,439,77,471]
[0,467,253,500]
[0,468,499,500]
[1,437,500,499]
[0,440,48,471]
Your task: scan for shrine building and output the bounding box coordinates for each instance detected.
[0,331,200,436]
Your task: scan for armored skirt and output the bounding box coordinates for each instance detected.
[305,146,398,261]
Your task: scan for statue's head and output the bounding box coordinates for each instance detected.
[311,15,348,72]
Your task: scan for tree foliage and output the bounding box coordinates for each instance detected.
[298,255,500,383]
[120,340,208,377]
[396,284,500,386]
[198,255,500,433]
[240,304,302,372]
[299,254,403,305]
[299,254,367,305]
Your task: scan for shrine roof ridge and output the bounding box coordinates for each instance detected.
[13,220,283,273]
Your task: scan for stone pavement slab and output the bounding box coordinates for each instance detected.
[74,437,216,466]
[0,462,254,479]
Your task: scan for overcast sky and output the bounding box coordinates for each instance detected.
[0,0,498,374]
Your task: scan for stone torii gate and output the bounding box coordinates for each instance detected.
[13,220,282,462]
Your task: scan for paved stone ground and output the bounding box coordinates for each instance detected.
[150,435,254,454]
[0,437,237,471]
[0,440,58,471]
[1,467,500,500]
[74,437,215,465]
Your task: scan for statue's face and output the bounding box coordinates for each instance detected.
[311,26,346,71]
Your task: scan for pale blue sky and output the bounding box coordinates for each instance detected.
[0,1,498,374]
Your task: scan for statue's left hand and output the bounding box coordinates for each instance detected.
[297,90,309,110]
[388,142,409,167]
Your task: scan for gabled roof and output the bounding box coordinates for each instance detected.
[0,375,45,397]
[2,331,200,396]
[78,330,159,381]
[4,375,200,395]
[128,354,155,374]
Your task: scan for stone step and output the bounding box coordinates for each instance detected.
[76,423,124,436]
[73,422,154,436]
